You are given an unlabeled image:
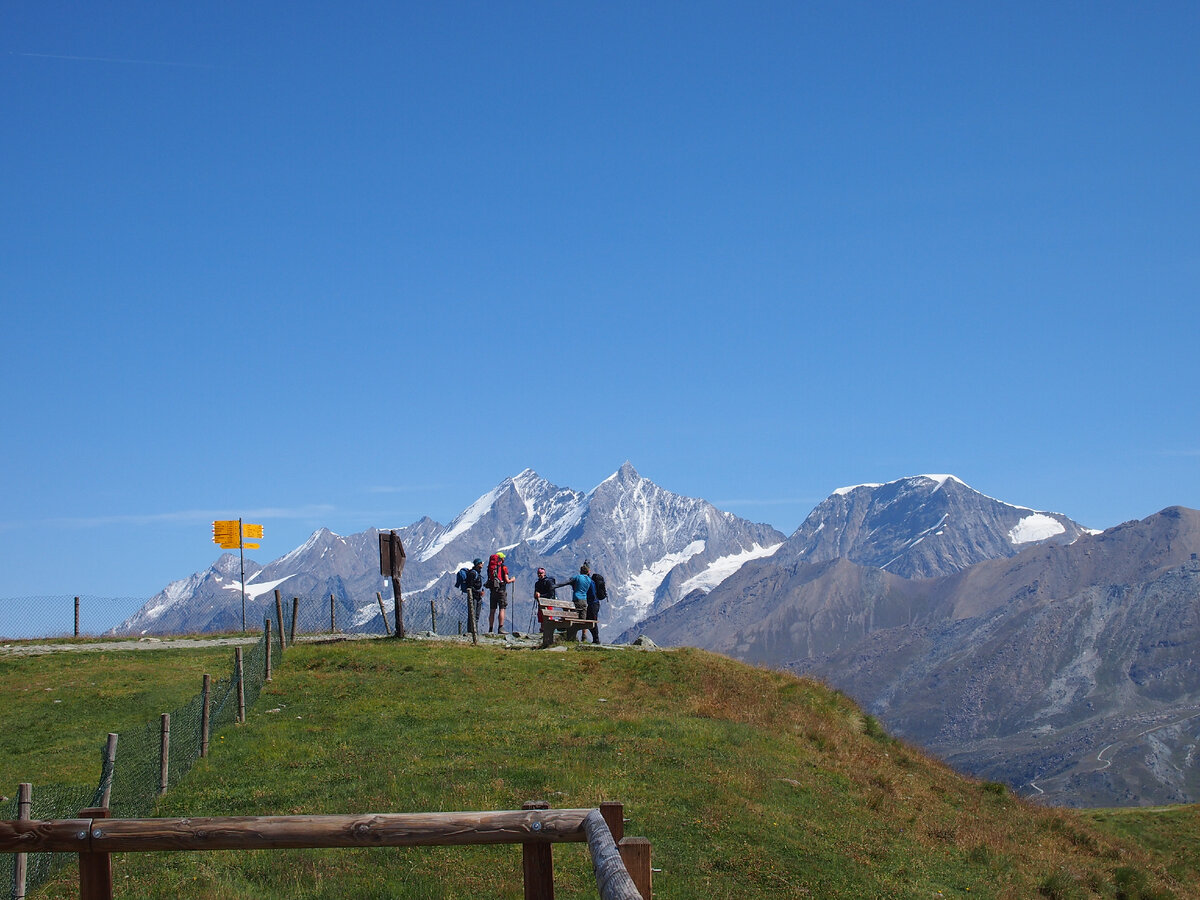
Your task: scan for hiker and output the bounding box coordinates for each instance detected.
[557,563,594,642]
[487,551,515,634]
[533,567,557,601]
[456,559,485,635]
[583,570,606,644]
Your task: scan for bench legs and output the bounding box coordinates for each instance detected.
[540,621,584,648]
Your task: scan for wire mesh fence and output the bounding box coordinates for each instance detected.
[0,587,553,644]
[274,589,545,639]
[0,585,556,648]
[1,626,270,900]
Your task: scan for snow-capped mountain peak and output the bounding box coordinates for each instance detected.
[784,475,1090,578]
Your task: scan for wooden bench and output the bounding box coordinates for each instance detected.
[537,596,598,647]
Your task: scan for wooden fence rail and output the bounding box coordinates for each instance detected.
[0,804,650,900]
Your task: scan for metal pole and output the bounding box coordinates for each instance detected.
[239,517,247,633]
[159,714,171,795]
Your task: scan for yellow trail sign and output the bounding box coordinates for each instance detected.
[212,521,263,548]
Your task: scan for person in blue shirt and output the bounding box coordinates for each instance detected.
[557,563,594,641]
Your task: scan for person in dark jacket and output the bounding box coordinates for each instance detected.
[533,567,557,601]
[464,558,484,635]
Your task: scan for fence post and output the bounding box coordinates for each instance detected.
[74,596,80,637]
[521,800,554,900]
[431,598,438,634]
[159,714,170,795]
[235,647,246,724]
[265,619,273,683]
[619,837,652,899]
[201,675,211,758]
[600,802,625,842]
[330,594,336,632]
[274,590,286,653]
[14,783,31,900]
[100,733,118,808]
[77,806,112,900]
[377,592,391,635]
[290,597,299,645]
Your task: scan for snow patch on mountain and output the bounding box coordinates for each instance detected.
[138,576,200,622]
[624,540,706,612]
[528,493,588,546]
[1009,514,1067,544]
[678,542,785,595]
[833,474,966,498]
[833,483,884,496]
[420,485,502,561]
[276,530,339,567]
[220,574,296,601]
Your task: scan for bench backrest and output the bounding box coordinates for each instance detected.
[538,597,585,622]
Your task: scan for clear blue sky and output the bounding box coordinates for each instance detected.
[2,2,1197,620]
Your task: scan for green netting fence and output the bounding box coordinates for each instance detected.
[2,624,270,900]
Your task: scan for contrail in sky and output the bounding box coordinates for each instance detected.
[11,50,219,69]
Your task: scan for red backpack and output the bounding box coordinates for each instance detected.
[487,554,506,590]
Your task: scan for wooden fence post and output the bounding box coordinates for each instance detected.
[14,783,31,900]
[431,598,438,634]
[265,620,273,683]
[158,714,170,795]
[100,734,118,808]
[377,592,391,635]
[74,596,80,637]
[274,590,286,653]
[600,802,624,842]
[619,837,652,899]
[235,647,246,724]
[200,675,211,758]
[521,800,554,900]
[77,806,112,900]
[330,594,336,633]
[290,597,299,645]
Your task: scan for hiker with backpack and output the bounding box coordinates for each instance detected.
[584,570,606,644]
[486,551,515,634]
[556,563,594,641]
[454,559,485,636]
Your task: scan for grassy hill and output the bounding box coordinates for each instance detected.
[4,638,1197,898]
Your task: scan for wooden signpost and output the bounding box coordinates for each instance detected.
[378,530,406,638]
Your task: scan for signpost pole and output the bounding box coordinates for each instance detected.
[380,531,407,640]
[239,517,247,633]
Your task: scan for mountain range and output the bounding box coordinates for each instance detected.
[629,476,1200,807]
[116,463,784,639]
[117,465,1200,806]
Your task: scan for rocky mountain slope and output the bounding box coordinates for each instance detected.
[633,494,1200,806]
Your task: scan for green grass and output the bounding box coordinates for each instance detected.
[0,646,241,791]
[1085,806,1200,891]
[4,639,1198,898]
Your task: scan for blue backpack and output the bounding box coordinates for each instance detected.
[454,567,471,593]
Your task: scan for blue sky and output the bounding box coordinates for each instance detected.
[2,2,1198,628]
